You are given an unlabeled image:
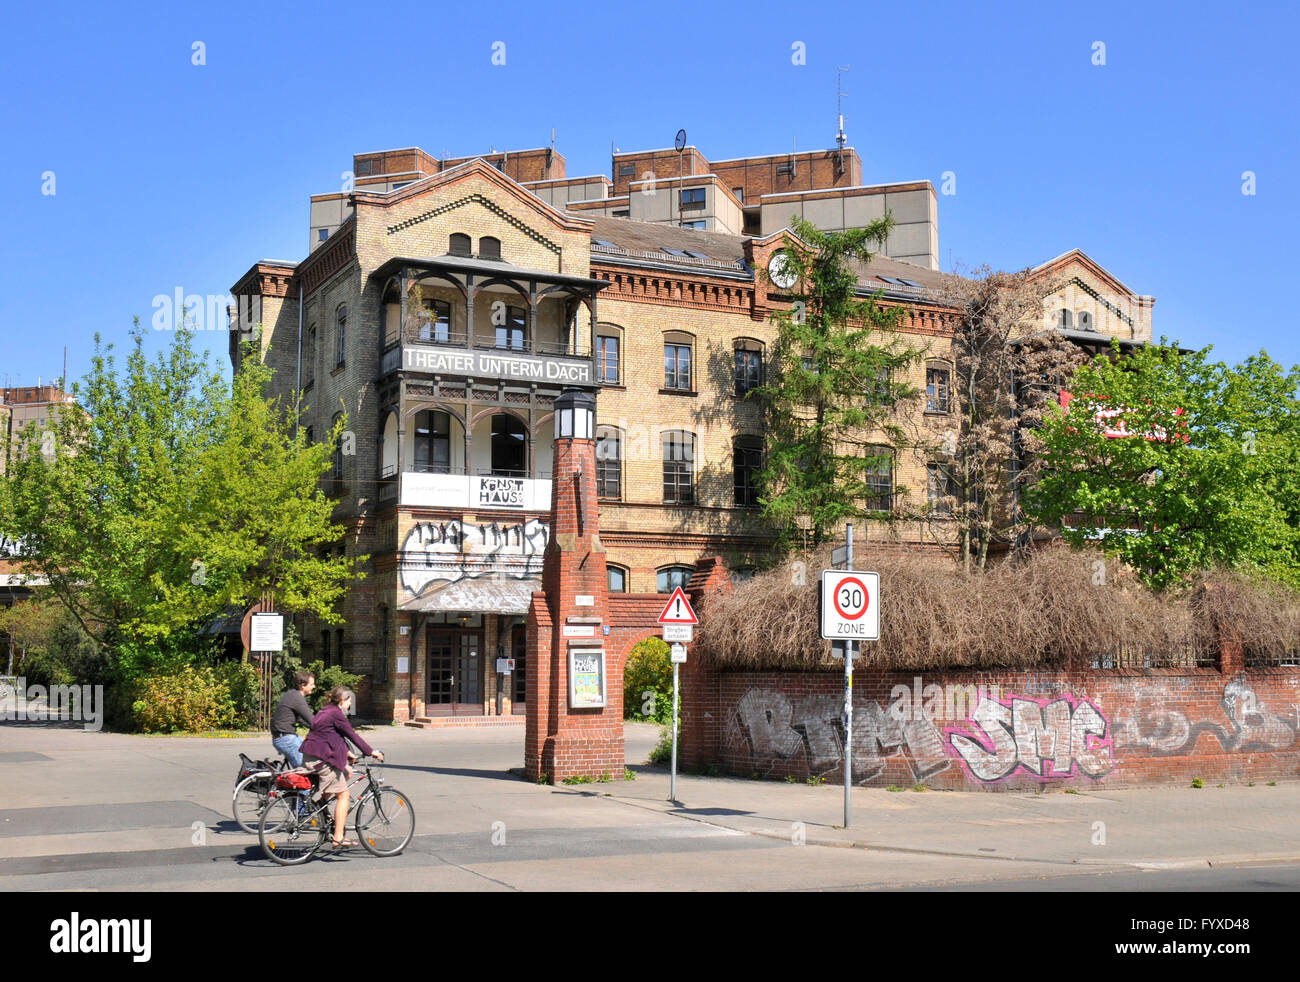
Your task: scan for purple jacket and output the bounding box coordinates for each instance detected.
[300,703,374,771]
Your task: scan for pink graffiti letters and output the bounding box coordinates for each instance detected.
[945,693,1113,783]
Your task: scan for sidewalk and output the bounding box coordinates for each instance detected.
[600,757,1300,871]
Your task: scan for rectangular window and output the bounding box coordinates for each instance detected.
[926,366,951,413]
[733,441,762,508]
[597,335,620,383]
[867,366,892,406]
[681,220,706,230]
[734,348,762,396]
[607,566,628,593]
[317,228,329,242]
[335,309,347,367]
[613,209,630,218]
[662,432,695,505]
[596,429,621,500]
[496,306,527,351]
[420,300,452,343]
[664,343,692,391]
[680,187,705,207]
[865,446,893,512]
[928,462,957,515]
[732,187,744,204]
[414,411,452,474]
[618,164,635,177]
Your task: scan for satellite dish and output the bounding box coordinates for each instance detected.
[675,129,687,153]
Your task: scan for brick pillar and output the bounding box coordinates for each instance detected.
[681,557,732,772]
[523,391,621,782]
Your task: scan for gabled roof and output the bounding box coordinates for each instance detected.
[354,157,594,235]
[1031,249,1142,299]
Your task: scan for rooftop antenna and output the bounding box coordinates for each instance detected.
[674,128,687,226]
[836,66,849,150]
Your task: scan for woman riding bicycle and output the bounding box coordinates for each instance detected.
[299,686,383,849]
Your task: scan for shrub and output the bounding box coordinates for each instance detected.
[697,545,1300,671]
[624,637,674,723]
[127,664,251,733]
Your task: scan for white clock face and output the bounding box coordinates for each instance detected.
[768,251,797,289]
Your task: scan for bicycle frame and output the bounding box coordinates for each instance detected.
[275,761,384,830]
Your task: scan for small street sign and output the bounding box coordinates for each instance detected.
[670,643,688,664]
[819,570,880,641]
[662,623,693,643]
[657,586,699,625]
[831,544,849,568]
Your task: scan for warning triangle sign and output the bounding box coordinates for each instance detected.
[657,587,698,625]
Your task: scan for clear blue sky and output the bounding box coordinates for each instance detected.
[2,0,1295,390]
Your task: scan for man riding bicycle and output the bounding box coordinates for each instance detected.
[271,671,316,767]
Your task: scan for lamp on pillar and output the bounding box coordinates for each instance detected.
[555,388,595,440]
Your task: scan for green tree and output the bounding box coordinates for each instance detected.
[0,325,359,676]
[1028,339,1300,589]
[754,216,928,548]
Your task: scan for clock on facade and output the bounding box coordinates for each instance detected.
[767,251,797,290]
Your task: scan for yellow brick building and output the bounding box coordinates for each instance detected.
[229,145,1152,722]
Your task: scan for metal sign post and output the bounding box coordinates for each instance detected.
[844,524,854,829]
[669,642,687,802]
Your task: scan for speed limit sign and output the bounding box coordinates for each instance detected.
[820,570,879,640]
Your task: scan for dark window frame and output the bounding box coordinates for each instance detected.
[597,334,620,384]
[664,341,693,391]
[926,364,952,414]
[733,437,762,508]
[662,430,695,505]
[595,426,622,500]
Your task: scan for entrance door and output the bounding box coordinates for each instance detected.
[511,625,527,715]
[426,628,483,715]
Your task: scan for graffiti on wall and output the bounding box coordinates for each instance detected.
[1115,677,1298,756]
[400,518,549,598]
[723,689,951,783]
[945,694,1113,783]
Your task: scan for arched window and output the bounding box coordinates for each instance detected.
[1054,308,1074,330]
[479,236,502,260]
[733,435,762,508]
[449,233,471,257]
[305,325,317,387]
[1076,309,1094,331]
[490,413,527,476]
[656,566,694,593]
[414,410,452,474]
[331,411,345,484]
[335,306,347,368]
[607,564,629,593]
[596,326,622,384]
[662,430,695,505]
[733,339,763,397]
[596,425,622,500]
[663,331,694,392]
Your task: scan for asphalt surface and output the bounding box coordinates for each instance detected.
[3,718,1300,892]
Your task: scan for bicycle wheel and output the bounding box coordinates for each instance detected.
[355,789,415,856]
[259,796,327,866]
[232,774,277,834]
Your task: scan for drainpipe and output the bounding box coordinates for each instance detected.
[295,284,303,438]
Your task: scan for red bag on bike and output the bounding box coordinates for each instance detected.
[276,772,312,790]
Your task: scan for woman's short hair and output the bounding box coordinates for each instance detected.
[328,686,353,705]
[295,671,316,689]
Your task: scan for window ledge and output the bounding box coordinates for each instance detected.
[331,363,346,377]
[659,388,698,397]
[599,382,626,390]
[923,409,951,417]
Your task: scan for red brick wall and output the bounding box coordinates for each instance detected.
[699,666,1300,791]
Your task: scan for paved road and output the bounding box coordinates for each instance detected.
[2,719,1299,891]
